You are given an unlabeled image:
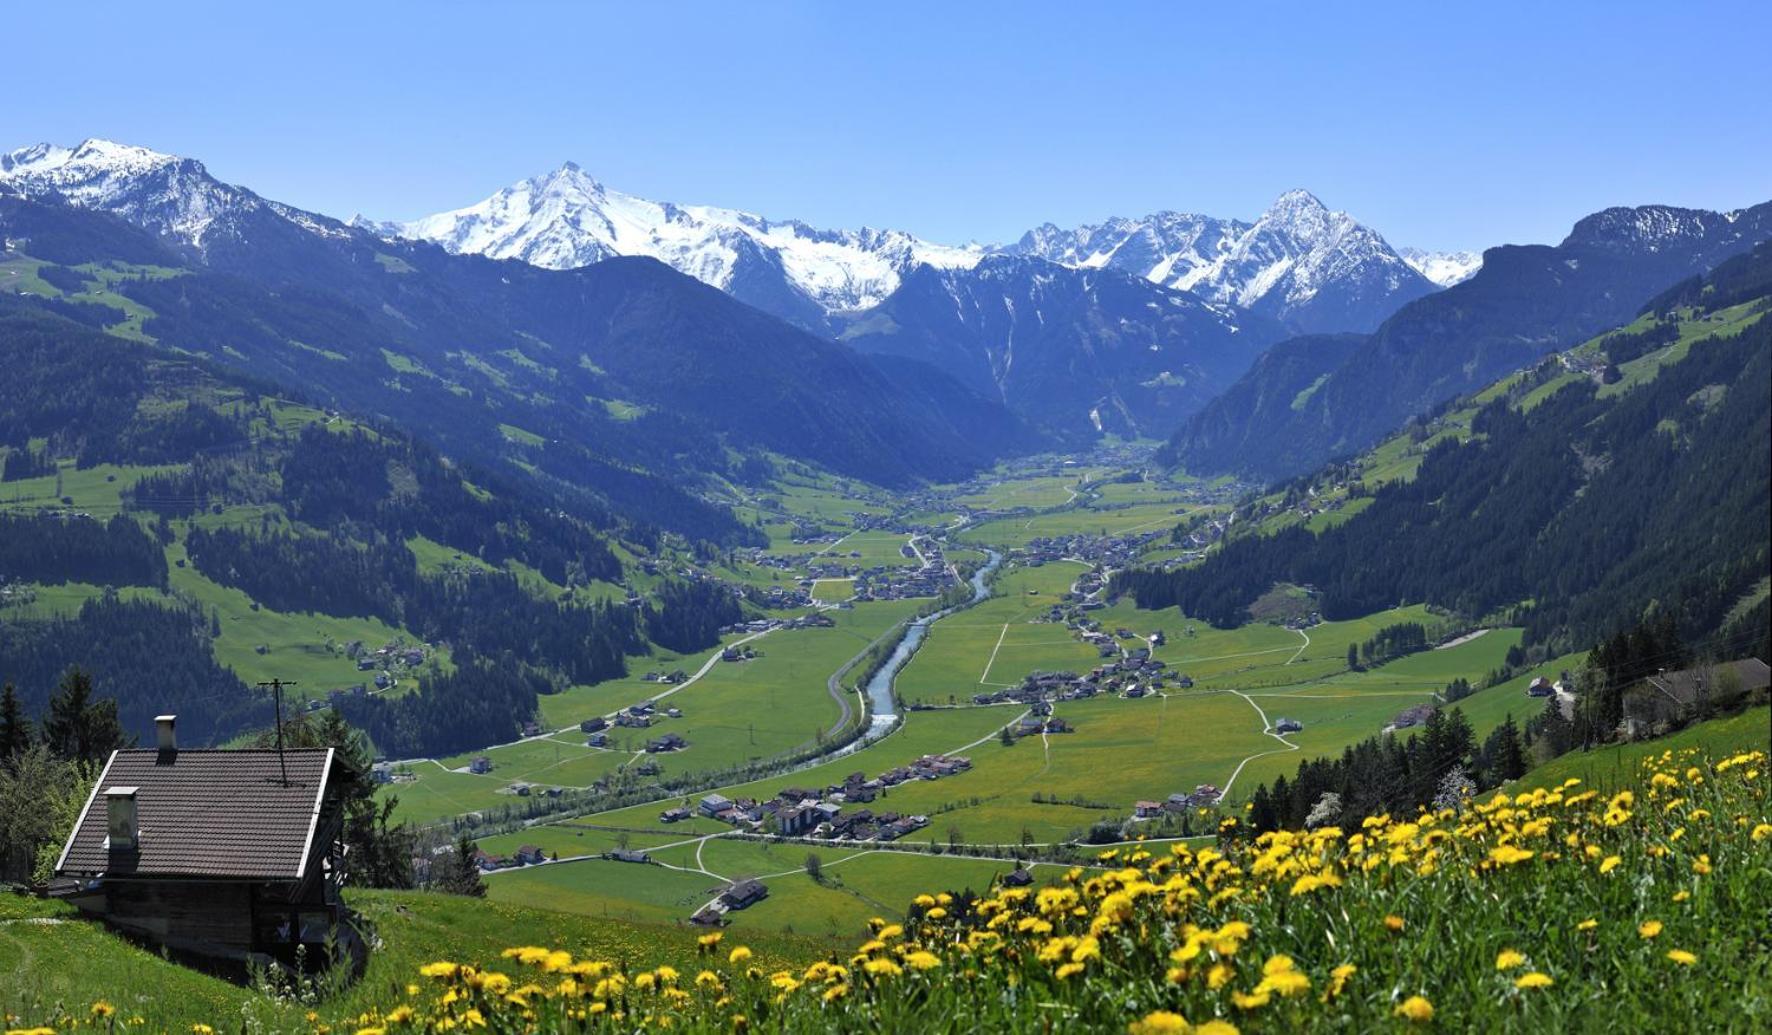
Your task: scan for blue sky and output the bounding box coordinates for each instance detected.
[9,1,1769,251]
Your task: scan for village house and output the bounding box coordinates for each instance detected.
[646,732,687,753]
[719,879,769,910]
[52,716,363,974]
[468,755,493,774]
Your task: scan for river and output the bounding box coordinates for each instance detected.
[842,546,1004,751]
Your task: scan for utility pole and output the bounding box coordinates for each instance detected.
[257,679,297,787]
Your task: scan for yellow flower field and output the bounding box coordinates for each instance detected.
[7,746,1769,1033]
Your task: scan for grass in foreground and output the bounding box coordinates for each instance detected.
[7,743,1767,1033]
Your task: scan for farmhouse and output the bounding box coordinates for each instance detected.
[719,879,769,910]
[52,716,362,973]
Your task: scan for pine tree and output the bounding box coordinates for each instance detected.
[438,832,487,897]
[0,684,30,760]
[42,668,125,764]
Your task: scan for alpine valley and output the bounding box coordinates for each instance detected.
[2,128,1770,1035]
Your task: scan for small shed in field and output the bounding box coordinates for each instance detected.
[53,716,360,974]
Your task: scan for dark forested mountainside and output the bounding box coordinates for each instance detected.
[0,305,739,755]
[841,256,1286,440]
[1163,201,1772,480]
[1119,265,1772,658]
[0,192,1038,520]
[1157,333,1364,473]
[0,597,265,746]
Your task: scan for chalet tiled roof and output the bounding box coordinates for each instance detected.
[57,748,335,880]
[1646,658,1771,706]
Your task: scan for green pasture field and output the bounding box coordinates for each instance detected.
[586,704,1017,838]
[1504,704,1769,794]
[948,470,1103,511]
[1598,303,1764,399]
[0,887,824,1035]
[957,500,1196,548]
[164,537,444,704]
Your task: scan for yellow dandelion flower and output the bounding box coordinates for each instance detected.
[1127,1010,1190,1035]
[419,962,458,979]
[905,951,941,971]
[728,946,752,964]
[1207,962,1233,990]
[1514,972,1553,989]
[1577,919,1598,931]
[1196,1023,1239,1035]
[1495,949,1526,971]
[1394,995,1435,1023]
[1638,920,1663,939]
[1384,914,1406,933]
[90,1002,116,1019]
[1666,949,1697,966]
[1233,985,1275,1013]
[1055,962,1086,980]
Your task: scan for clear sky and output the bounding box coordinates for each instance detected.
[9,1,1769,251]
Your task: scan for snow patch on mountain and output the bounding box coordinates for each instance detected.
[1399,247,1483,287]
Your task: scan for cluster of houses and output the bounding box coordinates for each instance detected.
[1016,529,1169,570]
[469,842,551,872]
[715,612,838,644]
[579,702,687,752]
[747,583,815,609]
[663,755,972,842]
[347,638,430,671]
[851,559,955,601]
[1132,784,1225,820]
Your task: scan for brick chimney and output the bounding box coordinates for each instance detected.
[155,714,177,753]
[106,787,140,853]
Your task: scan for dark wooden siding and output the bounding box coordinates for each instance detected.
[100,881,254,951]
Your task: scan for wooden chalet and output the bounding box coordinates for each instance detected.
[53,715,362,974]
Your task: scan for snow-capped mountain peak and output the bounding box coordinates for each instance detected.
[382,164,985,321]
[0,138,268,247]
[1011,189,1437,333]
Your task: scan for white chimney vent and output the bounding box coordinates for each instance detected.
[156,715,177,752]
[106,787,140,852]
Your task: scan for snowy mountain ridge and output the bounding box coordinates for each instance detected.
[1007,189,1440,332]
[3,137,1455,335]
[376,166,1448,332]
[365,162,985,317]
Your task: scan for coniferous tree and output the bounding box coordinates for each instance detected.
[437,832,487,897]
[0,683,30,760]
[42,667,126,764]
